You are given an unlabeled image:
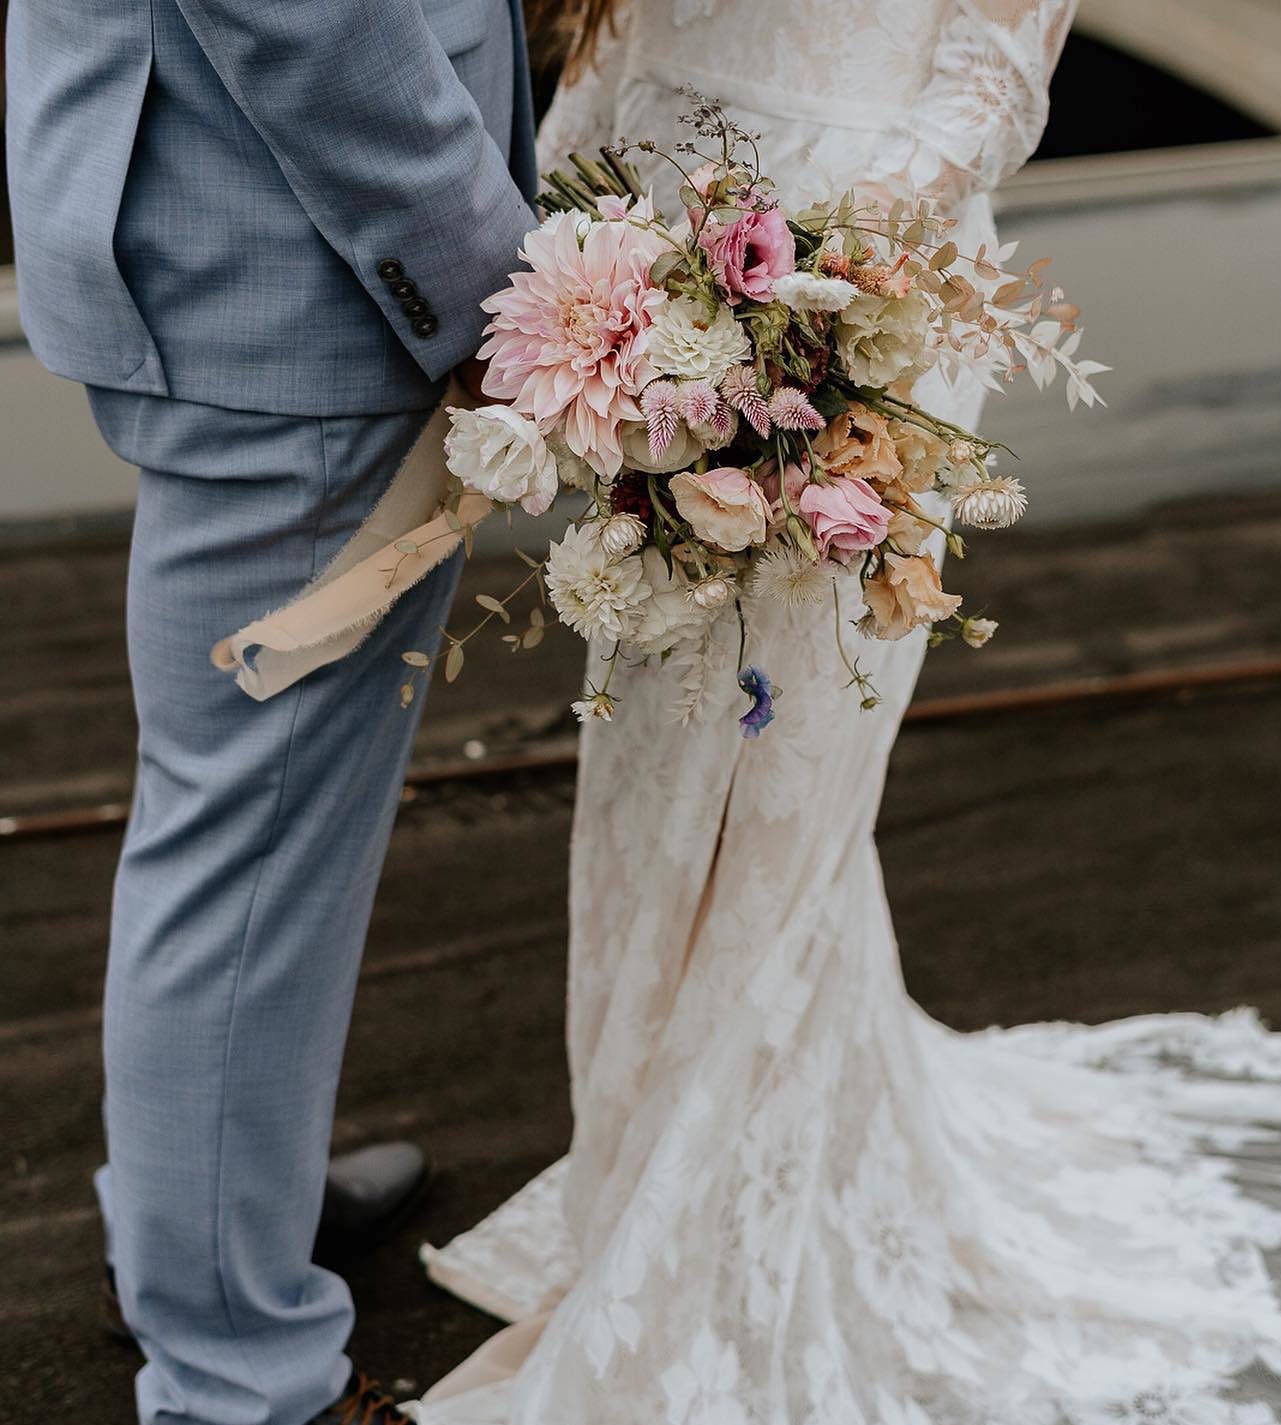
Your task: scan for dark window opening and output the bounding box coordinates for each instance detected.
[1033,31,1274,161]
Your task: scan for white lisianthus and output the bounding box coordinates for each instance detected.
[772,271,860,313]
[444,406,559,515]
[546,524,650,641]
[836,290,933,389]
[646,296,751,382]
[627,548,719,657]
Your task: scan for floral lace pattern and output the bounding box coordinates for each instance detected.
[414,5,1281,1422]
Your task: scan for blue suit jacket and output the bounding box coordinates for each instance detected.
[5,0,539,415]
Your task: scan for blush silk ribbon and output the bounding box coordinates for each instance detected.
[210,387,491,701]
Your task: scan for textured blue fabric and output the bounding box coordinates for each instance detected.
[7,0,538,414]
[87,386,463,1424]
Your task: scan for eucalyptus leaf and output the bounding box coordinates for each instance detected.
[476,594,511,623]
[401,651,431,667]
[444,643,465,683]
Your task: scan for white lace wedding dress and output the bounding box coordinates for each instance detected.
[410,4,1281,1422]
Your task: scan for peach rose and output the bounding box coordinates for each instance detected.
[861,552,962,640]
[670,467,771,552]
[814,404,903,490]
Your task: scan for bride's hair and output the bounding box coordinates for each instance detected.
[524,0,621,83]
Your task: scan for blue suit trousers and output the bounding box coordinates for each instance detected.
[86,387,461,1425]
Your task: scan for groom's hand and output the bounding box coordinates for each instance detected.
[456,356,490,403]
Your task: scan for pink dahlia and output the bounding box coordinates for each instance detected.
[479,209,669,477]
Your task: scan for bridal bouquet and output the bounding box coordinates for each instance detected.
[415,96,1105,733]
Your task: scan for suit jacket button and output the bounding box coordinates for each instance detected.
[390,279,418,301]
[403,297,431,320]
[412,316,439,338]
[377,259,404,281]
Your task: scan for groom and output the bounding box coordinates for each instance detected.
[6,0,537,1421]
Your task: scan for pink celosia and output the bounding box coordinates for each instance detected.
[678,379,719,427]
[697,204,796,305]
[767,387,825,432]
[479,208,669,477]
[641,380,681,460]
[799,476,891,564]
[719,365,772,438]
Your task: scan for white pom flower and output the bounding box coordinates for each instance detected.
[747,546,832,610]
[836,290,933,389]
[951,476,1028,530]
[773,271,860,313]
[445,406,559,515]
[546,524,650,641]
[646,296,751,382]
[598,512,646,558]
[961,616,999,648]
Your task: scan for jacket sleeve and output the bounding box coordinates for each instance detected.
[173,0,537,378]
[871,0,1078,208]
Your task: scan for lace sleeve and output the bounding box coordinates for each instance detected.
[536,4,635,171]
[873,0,1077,208]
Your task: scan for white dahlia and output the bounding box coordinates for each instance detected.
[627,547,718,657]
[545,524,650,641]
[646,296,751,382]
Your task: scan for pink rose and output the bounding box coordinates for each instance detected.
[698,205,796,305]
[670,466,771,552]
[798,477,890,564]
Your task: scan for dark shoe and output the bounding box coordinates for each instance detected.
[101,1265,133,1346]
[102,1140,435,1345]
[314,1140,435,1264]
[309,1369,414,1424]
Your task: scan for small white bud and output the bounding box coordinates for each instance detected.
[599,513,646,559]
[961,617,998,649]
[691,575,733,610]
[947,439,975,464]
[951,476,1027,530]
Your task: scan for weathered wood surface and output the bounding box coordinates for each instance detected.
[3,494,1281,1420]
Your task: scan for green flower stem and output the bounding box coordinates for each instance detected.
[831,577,881,709]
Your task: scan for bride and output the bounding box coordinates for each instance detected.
[412,3,1281,1421]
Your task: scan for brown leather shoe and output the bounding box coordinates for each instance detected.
[309,1370,414,1425]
